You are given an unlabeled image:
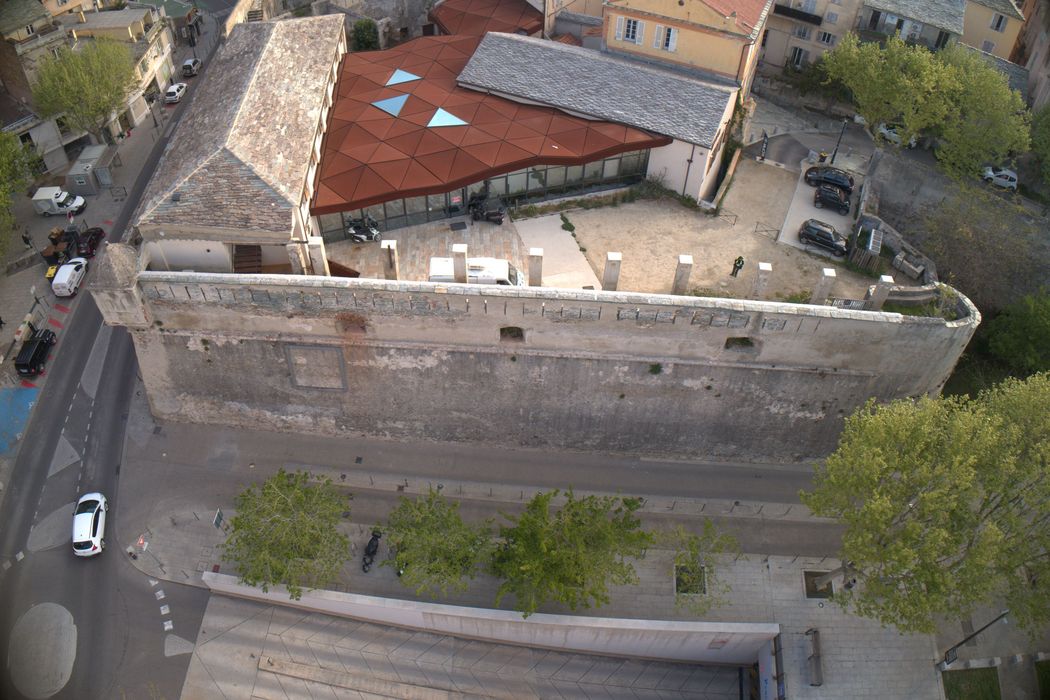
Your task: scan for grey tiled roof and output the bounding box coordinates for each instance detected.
[555,10,603,26]
[57,7,156,30]
[458,33,737,147]
[136,15,344,234]
[967,0,1023,20]
[864,0,965,35]
[0,0,50,37]
[962,43,1029,100]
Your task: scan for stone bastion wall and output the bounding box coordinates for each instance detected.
[92,245,980,461]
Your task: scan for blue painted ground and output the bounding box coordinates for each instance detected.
[0,387,39,455]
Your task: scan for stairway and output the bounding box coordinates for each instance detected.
[233,245,262,274]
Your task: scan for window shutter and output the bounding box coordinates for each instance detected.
[668,27,677,51]
[615,16,623,40]
[653,25,664,48]
[635,20,645,45]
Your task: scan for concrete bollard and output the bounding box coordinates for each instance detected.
[528,247,543,287]
[811,268,836,305]
[752,262,772,297]
[602,252,622,291]
[865,275,895,311]
[672,255,693,295]
[380,240,400,281]
[452,243,468,283]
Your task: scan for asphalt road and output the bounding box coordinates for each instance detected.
[0,298,210,700]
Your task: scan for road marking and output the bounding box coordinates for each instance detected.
[163,620,174,632]
[160,605,170,615]
[47,318,64,329]
[15,551,24,561]
[149,578,158,586]
[2,561,10,571]
[53,304,72,314]
[155,589,165,600]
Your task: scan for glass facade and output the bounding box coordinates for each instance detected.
[317,149,651,241]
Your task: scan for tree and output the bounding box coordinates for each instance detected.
[1031,104,1050,186]
[221,469,351,600]
[933,44,1030,177]
[800,374,1050,634]
[0,131,40,259]
[383,488,494,597]
[987,292,1050,375]
[661,522,738,615]
[32,38,137,143]
[351,19,380,52]
[490,490,653,617]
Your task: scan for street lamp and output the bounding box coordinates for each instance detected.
[939,609,1009,669]
[28,284,50,314]
[830,118,849,165]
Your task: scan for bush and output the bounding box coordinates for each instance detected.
[560,213,575,232]
[351,18,379,51]
[986,292,1050,375]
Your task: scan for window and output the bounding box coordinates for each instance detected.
[934,30,951,49]
[790,46,810,67]
[615,16,644,44]
[654,25,677,51]
[982,39,996,53]
[990,13,1006,32]
[818,31,836,45]
[24,24,35,35]
[761,29,768,46]
[800,0,816,12]
[793,25,811,40]
[825,11,838,24]
[19,132,32,147]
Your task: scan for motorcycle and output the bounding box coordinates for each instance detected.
[361,528,382,572]
[467,196,505,225]
[347,215,382,243]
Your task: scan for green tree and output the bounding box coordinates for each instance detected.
[491,490,653,617]
[800,374,1050,634]
[32,38,137,143]
[351,19,380,52]
[661,522,738,615]
[821,34,954,148]
[934,44,1030,177]
[221,469,351,600]
[0,131,40,259]
[1031,104,1050,186]
[384,488,494,597]
[987,292,1050,375]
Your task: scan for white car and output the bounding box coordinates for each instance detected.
[52,257,87,297]
[982,166,1018,191]
[876,123,917,148]
[165,83,187,103]
[72,492,108,557]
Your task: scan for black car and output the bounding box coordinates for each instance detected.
[804,166,855,194]
[798,218,848,256]
[813,184,851,215]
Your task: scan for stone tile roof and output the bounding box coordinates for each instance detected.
[457,33,737,147]
[135,15,344,234]
[0,0,50,36]
[865,0,965,34]
[963,43,1029,99]
[556,10,603,25]
[968,0,1024,19]
[57,7,155,30]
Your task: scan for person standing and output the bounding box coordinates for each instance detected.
[731,256,745,278]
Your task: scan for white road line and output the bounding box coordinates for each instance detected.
[149,579,159,586]
[14,551,24,562]
[155,590,166,600]
[160,605,170,616]
[163,620,173,631]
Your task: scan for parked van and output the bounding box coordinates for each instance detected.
[52,257,88,297]
[428,257,525,286]
[32,187,86,217]
[15,328,57,376]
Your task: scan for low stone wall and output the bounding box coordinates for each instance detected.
[202,572,780,665]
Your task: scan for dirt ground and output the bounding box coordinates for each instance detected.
[568,159,878,301]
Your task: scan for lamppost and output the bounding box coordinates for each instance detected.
[28,285,50,314]
[939,610,1009,669]
[830,118,849,165]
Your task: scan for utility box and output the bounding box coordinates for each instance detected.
[64,145,118,196]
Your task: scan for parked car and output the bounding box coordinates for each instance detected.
[72,492,108,557]
[52,257,88,297]
[182,58,202,77]
[32,187,86,217]
[15,327,57,376]
[876,123,917,148]
[165,83,187,104]
[982,166,1018,191]
[804,166,855,194]
[798,219,848,256]
[813,184,851,215]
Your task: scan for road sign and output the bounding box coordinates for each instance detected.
[213,508,224,529]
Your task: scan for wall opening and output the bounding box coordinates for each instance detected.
[724,337,755,350]
[500,326,525,342]
[803,571,833,599]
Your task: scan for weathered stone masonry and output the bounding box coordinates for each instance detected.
[93,244,979,462]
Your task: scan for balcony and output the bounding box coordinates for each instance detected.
[773,4,823,25]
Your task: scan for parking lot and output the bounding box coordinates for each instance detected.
[779,161,862,258]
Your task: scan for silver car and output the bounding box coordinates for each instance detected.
[72,492,108,557]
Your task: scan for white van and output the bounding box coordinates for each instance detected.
[52,257,88,297]
[428,257,525,286]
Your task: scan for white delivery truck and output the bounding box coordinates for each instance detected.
[32,187,86,217]
[428,257,526,286]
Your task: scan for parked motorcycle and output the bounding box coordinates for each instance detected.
[347,215,382,243]
[467,196,505,225]
[361,528,382,572]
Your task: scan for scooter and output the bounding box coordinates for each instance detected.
[361,528,382,572]
[347,215,382,243]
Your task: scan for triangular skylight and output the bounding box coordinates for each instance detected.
[372,94,409,117]
[427,108,468,127]
[385,69,421,86]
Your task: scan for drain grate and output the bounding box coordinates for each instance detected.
[449,222,467,231]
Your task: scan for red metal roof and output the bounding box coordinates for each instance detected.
[430,0,543,37]
[312,35,670,215]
